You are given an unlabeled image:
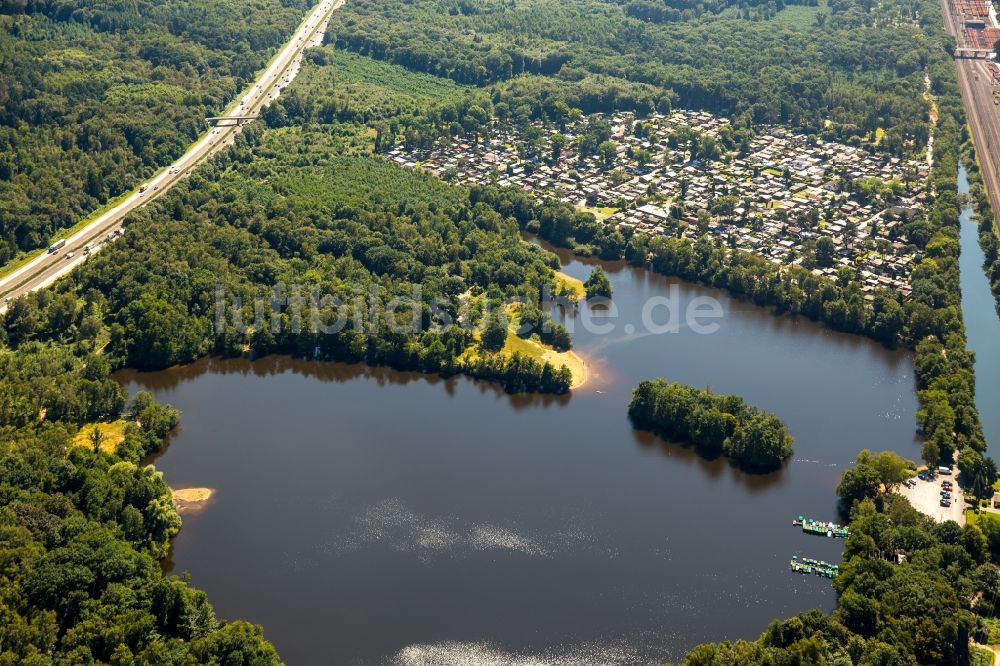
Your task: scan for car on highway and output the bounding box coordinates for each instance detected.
[64,251,75,260]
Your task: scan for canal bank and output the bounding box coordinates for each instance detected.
[959,164,1000,456]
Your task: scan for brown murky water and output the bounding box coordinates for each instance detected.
[120,246,919,665]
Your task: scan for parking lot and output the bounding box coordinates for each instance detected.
[897,471,967,525]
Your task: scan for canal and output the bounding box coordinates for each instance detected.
[120,248,921,665]
[959,164,1000,456]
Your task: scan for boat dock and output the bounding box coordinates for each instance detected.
[792,516,850,538]
[790,556,839,579]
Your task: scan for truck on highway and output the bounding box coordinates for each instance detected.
[48,239,66,253]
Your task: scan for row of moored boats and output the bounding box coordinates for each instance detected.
[789,515,848,579]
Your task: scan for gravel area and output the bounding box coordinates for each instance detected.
[897,471,966,525]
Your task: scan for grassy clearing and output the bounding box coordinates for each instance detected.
[576,205,618,221]
[502,331,587,388]
[294,47,470,116]
[972,645,995,666]
[770,0,828,28]
[981,618,1000,645]
[967,509,1000,529]
[72,420,127,453]
[459,301,588,388]
[555,271,586,300]
[504,303,586,387]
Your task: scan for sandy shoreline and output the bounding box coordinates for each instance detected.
[517,334,588,389]
[553,349,588,389]
[172,487,215,515]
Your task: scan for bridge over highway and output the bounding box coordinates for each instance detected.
[206,115,260,126]
[954,47,996,59]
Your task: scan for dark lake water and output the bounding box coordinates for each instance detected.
[119,242,921,665]
[959,165,1000,456]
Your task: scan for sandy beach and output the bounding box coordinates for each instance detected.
[172,487,215,515]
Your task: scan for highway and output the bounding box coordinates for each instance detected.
[938,0,1000,233]
[0,0,343,311]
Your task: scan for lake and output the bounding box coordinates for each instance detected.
[119,245,920,665]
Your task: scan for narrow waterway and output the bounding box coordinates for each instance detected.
[120,249,920,665]
[959,164,1000,455]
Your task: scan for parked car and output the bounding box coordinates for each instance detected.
[941,499,952,507]
[941,491,951,499]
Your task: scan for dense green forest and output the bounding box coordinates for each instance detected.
[0,342,284,662]
[628,378,794,472]
[326,0,934,152]
[2,150,577,392]
[0,0,312,263]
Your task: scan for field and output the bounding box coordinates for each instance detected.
[768,0,830,28]
[295,47,471,118]
[72,420,127,453]
[501,330,587,388]
[972,645,996,666]
[576,205,619,221]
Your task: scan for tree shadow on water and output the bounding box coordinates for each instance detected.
[117,354,573,412]
[629,428,789,493]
